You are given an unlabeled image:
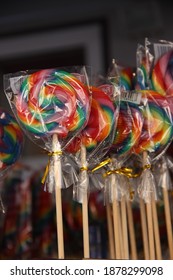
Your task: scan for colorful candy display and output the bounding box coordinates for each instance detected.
[16,69,91,140]
[0,109,23,170]
[3,40,173,261]
[151,50,173,96]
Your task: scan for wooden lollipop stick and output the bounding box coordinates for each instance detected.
[151,195,162,260]
[81,144,90,259]
[121,195,129,259]
[112,199,122,259]
[118,201,124,259]
[139,198,149,259]
[146,200,155,259]
[126,200,137,260]
[111,173,122,259]
[53,134,64,259]
[106,203,116,259]
[82,195,90,258]
[142,151,155,259]
[162,187,173,259]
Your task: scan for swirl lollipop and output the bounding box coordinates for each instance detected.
[66,86,116,259]
[110,101,143,158]
[151,49,173,96]
[67,86,116,156]
[0,109,23,172]
[133,90,173,156]
[5,67,91,260]
[120,67,134,91]
[16,69,90,141]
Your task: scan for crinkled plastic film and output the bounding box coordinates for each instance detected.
[66,74,120,203]
[3,66,92,191]
[0,108,23,179]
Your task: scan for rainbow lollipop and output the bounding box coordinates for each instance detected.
[67,86,116,259]
[0,109,23,171]
[16,69,90,143]
[110,101,143,157]
[151,50,173,96]
[66,86,116,157]
[120,67,134,91]
[5,67,91,260]
[133,90,173,157]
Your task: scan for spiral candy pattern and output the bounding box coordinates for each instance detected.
[135,57,149,90]
[81,86,115,152]
[16,69,90,138]
[0,109,23,170]
[120,67,134,91]
[66,86,116,153]
[133,90,173,155]
[151,50,173,96]
[110,101,143,157]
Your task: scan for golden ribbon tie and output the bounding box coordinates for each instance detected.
[103,167,140,178]
[41,151,62,184]
[143,164,152,170]
[91,158,112,173]
[80,166,88,171]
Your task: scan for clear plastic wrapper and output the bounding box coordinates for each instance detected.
[97,60,142,204]
[0,108,23,176]
[146,38,173,96]
[135,40,154,90]
[137,152,157,203]
[4,66,91,192]
[104,98,143,202]
[66,81,119,203]
[0,107,23,214]
[153,155,173,192]
[133,90,173,161]
[107,58,135,92]
[133,40,173,202]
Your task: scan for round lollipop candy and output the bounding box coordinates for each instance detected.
[10,67,91,260]
[0,109,23,171]
[110,101,143,157]
[120,67,134,91]
[66,86,116,156]
[135,57,149,90]
[151,49,173,96]
[66,86,116,259]
[133,90,173,157]
[16,69,91,142]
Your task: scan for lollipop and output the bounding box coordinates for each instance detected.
[16,69,90,141]
[151,50,173,96]
[66,86,116,155]
[120,67,134,91]
[66,86,116,259]
[110,101,143,157]
[6,67,91,260]
[0,109,23,171]
[133,90,173,156]
[135,57,149,90]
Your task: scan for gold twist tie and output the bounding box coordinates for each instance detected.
[91,158,112,173]
[103,167,141,178]
[48,151,63,156]
[80,166,88,171]
[143,164,152,170]
[41,151,62,184]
